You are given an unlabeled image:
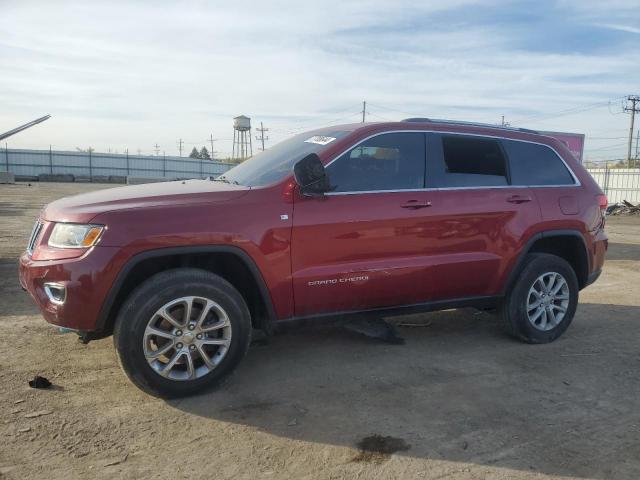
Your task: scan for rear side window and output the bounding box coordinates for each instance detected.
[326,132,425,192]
[503,140,575,186]
[433,136,508,187]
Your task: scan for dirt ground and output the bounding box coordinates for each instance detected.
[1,182,639,480]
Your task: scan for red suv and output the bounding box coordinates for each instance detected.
[19,119,608,397]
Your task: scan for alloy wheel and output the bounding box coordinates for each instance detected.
[526,272,570,331]
[143,296,232,381]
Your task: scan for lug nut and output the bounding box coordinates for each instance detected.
[175,330,182,336]
[188,324,195,331]
[196,333,203,340]
[176,343,183,349]
[189,345,196,351]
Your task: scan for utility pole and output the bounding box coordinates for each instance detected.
[177,138,184,157]
[153,143,160,156]
[255,122,269,151]
[623,95,640,167]
[209,133,217,159]
[361,101,367,123]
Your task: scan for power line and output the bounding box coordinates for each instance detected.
[512,96,627,124]
[367,112,395,122]
[588,136,627,140]
[366,102,422,118]
[283,105,366,132]
[585,142,628,152]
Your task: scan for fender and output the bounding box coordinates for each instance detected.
[94,245,277,335]
[502,229,590,295]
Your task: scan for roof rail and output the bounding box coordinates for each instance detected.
[401,117,539,134]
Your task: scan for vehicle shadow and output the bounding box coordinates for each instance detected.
[170,303,640,479]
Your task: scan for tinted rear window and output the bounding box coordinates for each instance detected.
[433,136,508,187]
[503,140,575,186]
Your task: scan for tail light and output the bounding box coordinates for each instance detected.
[597,194,608,211]
[597,194,608,226]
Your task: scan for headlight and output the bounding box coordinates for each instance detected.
[48,223,104,249]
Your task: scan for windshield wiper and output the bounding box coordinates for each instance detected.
[213,176,240,185]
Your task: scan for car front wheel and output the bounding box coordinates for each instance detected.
[113,268,252,398]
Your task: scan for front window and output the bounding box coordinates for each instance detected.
[219,130,348,187]
[325,132,426,192]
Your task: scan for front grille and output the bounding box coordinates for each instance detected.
[27,221,44,255]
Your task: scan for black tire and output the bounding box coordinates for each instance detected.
[113,268,252,398]
[502,253,579,344]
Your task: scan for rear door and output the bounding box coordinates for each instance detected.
[290,131,437,317]
[424,133,541,300]
[502,139,581,218]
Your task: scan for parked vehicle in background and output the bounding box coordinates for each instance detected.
[19,118,608,397]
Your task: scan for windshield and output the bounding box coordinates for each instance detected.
[218,130,349,187]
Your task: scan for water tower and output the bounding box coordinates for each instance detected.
[232,115,253,161]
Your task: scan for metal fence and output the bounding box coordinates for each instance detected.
[3,148,638,204]
[2,147,233,180]
[587,168,640,204]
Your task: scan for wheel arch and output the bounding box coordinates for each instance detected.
[95,246,276,339]
[504,229,590,294]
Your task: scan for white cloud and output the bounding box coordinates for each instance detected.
[598,24,640,34]
[0,0,638,160]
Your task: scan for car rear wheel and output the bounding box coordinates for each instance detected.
[114,268,251,398]
[502,253,579,344]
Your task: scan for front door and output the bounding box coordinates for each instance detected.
[290,131,436,317]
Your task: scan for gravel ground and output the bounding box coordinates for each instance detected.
[1,182,639,480]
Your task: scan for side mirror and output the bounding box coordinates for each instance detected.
[293,153,330,197]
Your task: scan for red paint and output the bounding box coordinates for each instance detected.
[19,121,608,333]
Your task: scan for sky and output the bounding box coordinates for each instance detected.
[1,0,639,161]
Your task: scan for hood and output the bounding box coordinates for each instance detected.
[42,179,250,223]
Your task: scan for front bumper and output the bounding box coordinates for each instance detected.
[19,246,122,332]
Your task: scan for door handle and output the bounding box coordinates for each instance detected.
[401,200,432,209]
[506,195,532,204]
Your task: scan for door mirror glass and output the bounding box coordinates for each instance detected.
[293,153,330,196]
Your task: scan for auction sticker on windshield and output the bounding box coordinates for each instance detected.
[304,136,336,145]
